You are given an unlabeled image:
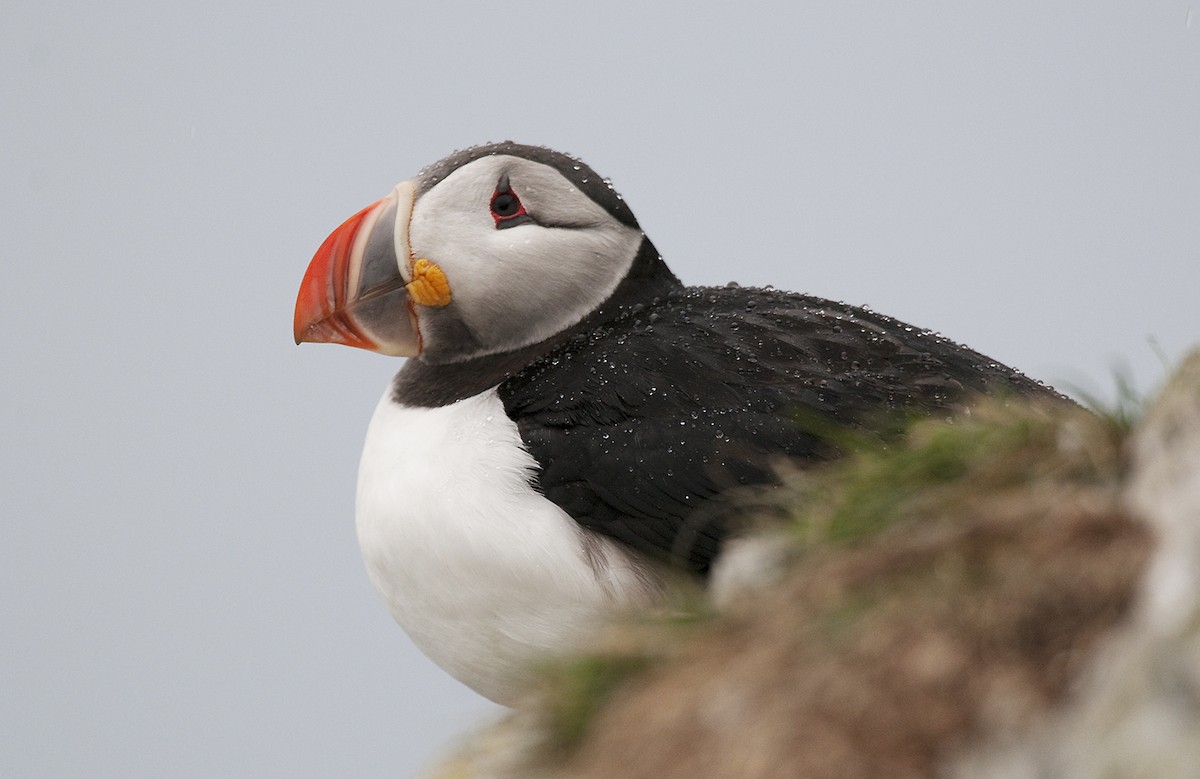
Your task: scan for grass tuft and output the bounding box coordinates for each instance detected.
[537,653,656,753]
[768,398,1124,550]
[1066,365,1147,433]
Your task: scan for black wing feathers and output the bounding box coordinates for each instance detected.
[499,286,1055,573]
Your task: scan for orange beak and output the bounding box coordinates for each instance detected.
[293,183,421,356]
[293,200,384,350]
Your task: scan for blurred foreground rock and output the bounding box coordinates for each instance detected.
[955,351,1200,779]
[429,350,1200,779]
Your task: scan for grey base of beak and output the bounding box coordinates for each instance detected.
[350,193,421,356]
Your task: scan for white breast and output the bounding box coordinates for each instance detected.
[355,386,661,704]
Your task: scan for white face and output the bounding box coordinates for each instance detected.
[406,155,644,361]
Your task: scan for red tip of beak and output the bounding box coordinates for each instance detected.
[293,200,384,349]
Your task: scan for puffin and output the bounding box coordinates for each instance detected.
[293,142,1059,704]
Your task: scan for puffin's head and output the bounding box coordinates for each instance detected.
[293,143,649,363]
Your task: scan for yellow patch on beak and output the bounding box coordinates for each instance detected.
[406,258,453,307]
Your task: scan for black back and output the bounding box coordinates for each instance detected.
[498,284,1059,573]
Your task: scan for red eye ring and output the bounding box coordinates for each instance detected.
[490,174,532,229]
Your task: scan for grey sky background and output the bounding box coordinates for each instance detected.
[3,2,1197,776]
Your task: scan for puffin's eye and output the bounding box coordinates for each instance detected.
[491,193,520,217]
[490,174,532,229]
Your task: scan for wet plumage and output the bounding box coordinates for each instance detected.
[294,142,1061,702]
